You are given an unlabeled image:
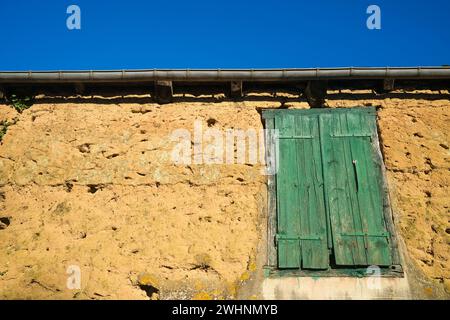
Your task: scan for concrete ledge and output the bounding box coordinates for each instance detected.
[262,275,411,299]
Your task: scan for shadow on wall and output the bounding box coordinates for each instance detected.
[7,91,449,106]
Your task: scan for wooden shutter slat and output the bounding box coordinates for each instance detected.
[321,109,392,266]
[276,114,302,268]
[276,114,328,269]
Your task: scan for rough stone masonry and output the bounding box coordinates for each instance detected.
[0,91,448,299]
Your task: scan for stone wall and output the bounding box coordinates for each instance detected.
[0,91,449,299]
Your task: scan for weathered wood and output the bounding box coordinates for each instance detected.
[154,80,173,104]
[230,81,242,99]
[274,112,329,269]
[74,83,85,95]
[305,81,327,108]
[320,109,392,266]
[372,122,403,268]
[263,107,399,271]
[383,79,395,91]
[264,117,277,268]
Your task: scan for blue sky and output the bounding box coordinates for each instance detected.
[0,0,449,70]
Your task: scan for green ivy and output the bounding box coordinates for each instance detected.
[0,120,9,142]
[0,118,17,142]
[8,94,34,113]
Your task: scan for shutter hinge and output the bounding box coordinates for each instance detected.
[278,135,314,139]
[339,232,390,249]
[330,134,372,138]
[339,232,389,238]
[275,234,322,242]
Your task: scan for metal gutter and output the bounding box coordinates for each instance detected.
[1,67,450,83]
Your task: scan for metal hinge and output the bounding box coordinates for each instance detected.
[339,232,390,249]
[278,135,314,139]
[340,232,389,238]
[275,234,322,242]
[330,133,372,140]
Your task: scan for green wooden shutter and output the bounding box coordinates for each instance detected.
[275,113,329,269]
[319,109,392,266]
[268,107,394,270]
